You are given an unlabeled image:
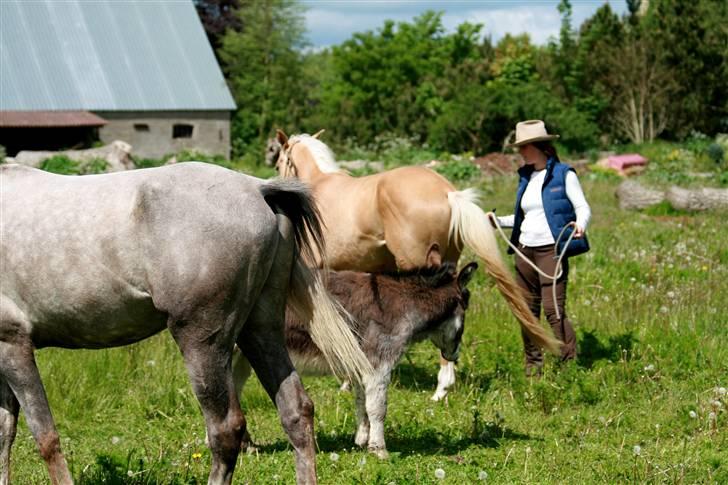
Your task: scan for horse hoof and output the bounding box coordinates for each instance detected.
[431,390,447,401]
[369,447,389,460]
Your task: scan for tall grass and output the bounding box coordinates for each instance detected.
[12,176,727,483]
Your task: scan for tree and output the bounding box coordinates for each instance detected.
[218,0,308,155]
[194,0,243,51]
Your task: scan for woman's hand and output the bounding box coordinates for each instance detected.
[573,224,585,239]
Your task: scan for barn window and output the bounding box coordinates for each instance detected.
[173,124,194,138]
[134,123,150,132]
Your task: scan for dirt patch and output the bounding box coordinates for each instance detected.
[472,153,520,175]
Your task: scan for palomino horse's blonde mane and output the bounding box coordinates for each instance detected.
[289,134,342,174]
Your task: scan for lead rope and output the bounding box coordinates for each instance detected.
[486,213,576,322]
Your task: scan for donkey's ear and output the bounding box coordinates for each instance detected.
[458,262,478,288]
[425,243,442,269]
[312,129,326,139]
[276,129,289,145]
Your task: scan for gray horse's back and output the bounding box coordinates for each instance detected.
[1,163,278,348]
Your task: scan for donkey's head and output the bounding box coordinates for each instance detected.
[418,262,478,362]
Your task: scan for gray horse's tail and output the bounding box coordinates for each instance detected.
[260,180,373,384]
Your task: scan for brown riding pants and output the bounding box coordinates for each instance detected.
[515,244,577,374]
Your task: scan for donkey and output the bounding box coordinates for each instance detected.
[0,162,371,485]
[233,262,478,459]
[274,131,561,400]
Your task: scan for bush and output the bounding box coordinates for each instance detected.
[39,156,108,175]
[433,159,481,182]
[0,145,6,162]
[707,143,724,165]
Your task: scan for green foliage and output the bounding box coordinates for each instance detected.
[219,0,309,157]
[0,144,6,162]
[39,156,108,175]
[433,159,481,182]
[707,143,725,165]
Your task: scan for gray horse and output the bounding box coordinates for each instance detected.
[0,162,371,485]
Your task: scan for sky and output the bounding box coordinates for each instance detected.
[302,1,628,48]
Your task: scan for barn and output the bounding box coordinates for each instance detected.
[0,0,236,159]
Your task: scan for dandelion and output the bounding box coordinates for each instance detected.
[478,470,489,480]
[111,436,121,445]
[358,456,367,466]
[633,445,641,456]
[659,306,669,314]
[329,452,340,462]
[689,410,697,419]
[644,364,655,373]
[192,452,202,460]
[702,265,708,271]
[630,277,636,282]
[127,470,134,477]
[712,400,723,409]
[146,360,156,366]
[717,387,726,396]
[434,468,446,480]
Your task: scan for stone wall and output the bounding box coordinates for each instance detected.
[95,110,230,159]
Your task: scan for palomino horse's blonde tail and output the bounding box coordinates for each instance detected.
[261,178,373,384]
[447,189,562,354]
[288,260,373,383]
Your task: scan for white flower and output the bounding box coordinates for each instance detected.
[633,445,641,456]
[478,470,489,480]
[666,291,675,299]
[689,410,697,419]
[659,306,669,314]
[358,457,367,466]
[434,468,446,480]
[146,360,156,366]
[127,470,134,477]
[712,400,723,409]
[329,452,340,462]
[643,364,655,373]
[111,436,121,445]
[630,277,636,282]
[717,387,727,396]
[709,412,717,421]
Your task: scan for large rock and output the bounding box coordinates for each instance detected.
[616,180,728,211]
[9,141,134,172]
[616,180,665,210]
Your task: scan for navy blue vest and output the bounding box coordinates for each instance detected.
[508,157,590,258]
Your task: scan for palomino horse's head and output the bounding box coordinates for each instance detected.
[274,129,338,179]
[424,262,478,362]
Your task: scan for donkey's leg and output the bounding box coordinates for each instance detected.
[0,378,19,485]
[170,322,245,485]
[364,368,392,459]
[352,382,370,448]
[0,341,72,485]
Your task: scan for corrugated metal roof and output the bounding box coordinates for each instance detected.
[0,110,107,127]
[0,0,236,111]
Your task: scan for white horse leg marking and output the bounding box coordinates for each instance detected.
[365,369,392,459]
[432,361,456,402]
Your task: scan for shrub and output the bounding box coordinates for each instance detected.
[707,143,724,165]
[433,159,481,182]
[40,155,81,174]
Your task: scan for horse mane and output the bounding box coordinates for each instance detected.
[289,134,341,174]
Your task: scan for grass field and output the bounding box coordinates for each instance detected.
[10,174,727,484]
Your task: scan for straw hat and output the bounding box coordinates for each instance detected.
[506,120,559,147]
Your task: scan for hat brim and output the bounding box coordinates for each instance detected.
[506,134,559,148]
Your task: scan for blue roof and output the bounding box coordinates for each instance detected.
[0,0,236,111]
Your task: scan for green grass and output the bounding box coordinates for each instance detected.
[11,176,727,484]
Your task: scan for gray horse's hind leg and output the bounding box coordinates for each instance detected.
[230,349,254,451]
[237,214,317,484]
[170,324,245,485]
[0,378,19,485]
[0,341,73,485]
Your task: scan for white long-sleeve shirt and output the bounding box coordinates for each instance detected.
[497,170,591,247]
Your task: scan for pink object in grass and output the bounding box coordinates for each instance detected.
[607,154,648,170]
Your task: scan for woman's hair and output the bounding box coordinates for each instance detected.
[532,141,560,162]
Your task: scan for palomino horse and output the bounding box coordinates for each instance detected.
[234,261,478,458]
[274,131,561,400]
[0,162,371,485]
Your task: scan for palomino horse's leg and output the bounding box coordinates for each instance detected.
[169,324,245,485]
[364,369,392,459]
[0,340,73,485]
[352,383,370,449]
[0,378,19,485]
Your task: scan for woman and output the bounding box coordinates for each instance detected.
[496,120,591,377]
